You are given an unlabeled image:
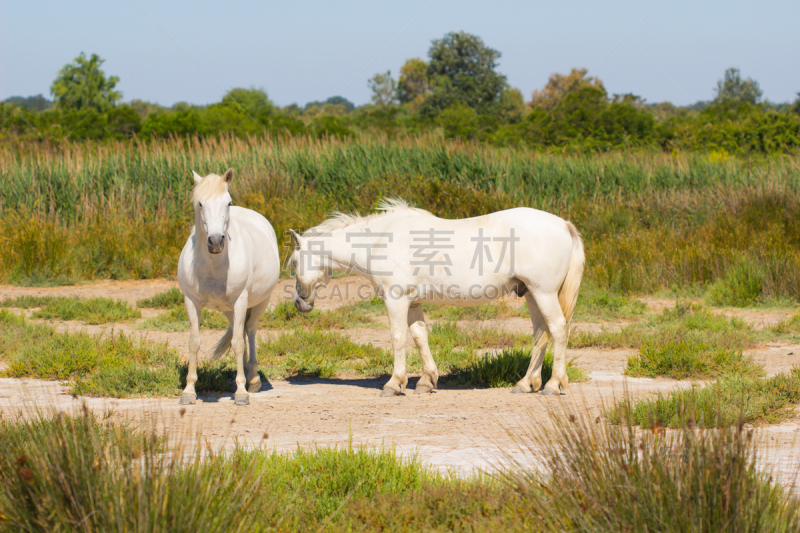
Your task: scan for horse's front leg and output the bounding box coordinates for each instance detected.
[180,296,202,405]
[381,296,411,397]
[231,293,250,406]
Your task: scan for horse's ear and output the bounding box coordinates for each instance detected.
[223,168,234,184]
[289,229,303,249]
[192,170,203,184]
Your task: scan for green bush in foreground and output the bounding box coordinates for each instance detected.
[625,340,762,380]
[609,367,800,428]
[505,410,800,532]
[1,408,797,532]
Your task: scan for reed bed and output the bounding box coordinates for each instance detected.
[2,135,800,301]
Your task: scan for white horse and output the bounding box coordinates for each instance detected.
[177,169,280,406]
[289,199,584,397]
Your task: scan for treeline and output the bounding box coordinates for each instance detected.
[2,34,800,155]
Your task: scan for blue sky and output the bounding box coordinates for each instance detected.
[1,0,798,107]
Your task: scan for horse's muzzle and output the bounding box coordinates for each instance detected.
[294,296,314,313]
[207,235,225,254]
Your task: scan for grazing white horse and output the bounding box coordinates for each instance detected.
[177,169,280,406]
[290,199,584,397]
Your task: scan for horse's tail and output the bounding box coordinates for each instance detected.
[558,222,585,325]
[211,308,252,360]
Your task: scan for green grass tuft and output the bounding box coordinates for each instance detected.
[136,287,184,308]
[445,348,587,388]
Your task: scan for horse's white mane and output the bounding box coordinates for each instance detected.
[304,198,434,236]
[192,173,228,204]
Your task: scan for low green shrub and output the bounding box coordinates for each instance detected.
[625,340,762,379]
[609,368,800,428]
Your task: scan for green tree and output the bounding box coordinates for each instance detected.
[222,87,274,120]
[397,58,430,105]
[51,53,121,111]
[422,31,508,116]
[368,71,397,107]
[714,68,762,105]
[791,92,800,115]
[530,68,605,111]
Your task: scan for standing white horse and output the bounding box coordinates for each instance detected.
[290,199,584,397]
[178,169,280,406]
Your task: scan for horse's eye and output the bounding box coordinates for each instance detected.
[198,202,203,208]
[228,202,232,206]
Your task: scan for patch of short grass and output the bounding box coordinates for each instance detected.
[609,368,800,428]
[134,305,229,332]
[0,295,57,309]
[260,300,379,330]
[572,303,762,378]
[423,301,528,321]
[1,295,140,324]
[571,302,756,351]
[444,348,587,388]
[573,284,648,322]
[429,321,529,352]
[29,296,141,324]
[136,287,183,308]
[0,309,244,397]
[625,340,763,380]
[258,329,393,378]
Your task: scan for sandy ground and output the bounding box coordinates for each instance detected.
[1,278,799,481]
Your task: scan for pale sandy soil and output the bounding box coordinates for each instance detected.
[1,278,798,480]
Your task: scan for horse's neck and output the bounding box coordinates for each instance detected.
[324,226,375,277]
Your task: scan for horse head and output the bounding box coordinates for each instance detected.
[288,229,330,313]
[192,169,234,254]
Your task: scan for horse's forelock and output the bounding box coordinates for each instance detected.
[192,173,228,204]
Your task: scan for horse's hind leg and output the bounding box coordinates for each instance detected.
[512,292,551,394]
[408,304,438,394]
[381,296,411,397]
[245,298,270,393]
[181,297,202,405]
[532,291,569,395]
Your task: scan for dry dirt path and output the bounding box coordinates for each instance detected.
[1,279,799,479]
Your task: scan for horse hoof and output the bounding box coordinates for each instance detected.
[247,382,262,394]
[234,394,250,406]
[541,388,559,396]
[415,385,433,394]
[511,386,530,394]
[179,393,196,405]
[379,388,402,397]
